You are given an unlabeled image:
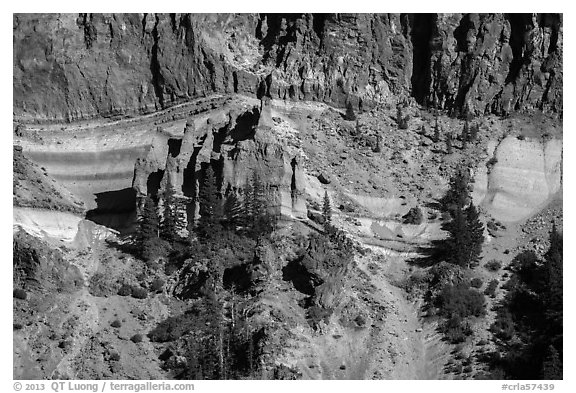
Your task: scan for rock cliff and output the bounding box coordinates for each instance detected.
[14,13,562,123]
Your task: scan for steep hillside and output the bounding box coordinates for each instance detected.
[13,12,562,381]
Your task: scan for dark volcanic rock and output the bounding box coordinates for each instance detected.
[13,13,562,122]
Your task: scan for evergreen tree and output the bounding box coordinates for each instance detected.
[241,172,276,239]
[160,185,178,242]
[197,166,223,239]
[223,192,243,231]
[541,345,562,380]
[139,194,160,260]
[251,173,276,238]
[544,223,563,341]
[373,134,382,153]
[461,120,468,149]
[470,122,479,141]
[396,104,409,129]
[443,203,484,268]
[344,101,356,121]
[446,133,453,154]
[322,190,332,230]
[441,168,470,214]
[463,203,485,268]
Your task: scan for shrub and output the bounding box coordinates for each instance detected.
[130,334,143,343]
[470,278,483,289]
[131,287,148,299]
[108,351,120,361]
[485,260,502,272]
[150,278,165,293]
[111,319,122,328]
[440,315,473,344]
[490,309,515,340]
[142,237,172,265]
[403,206,424,225]
[117,284,133,296]
[148,312,199,343]
[13,323,23,330]
[484,279,498,297]
[13,288,27,300]
[58,340,72,350]
[436,282,486,319]
[487,221,499,232]
[344,101,356,121]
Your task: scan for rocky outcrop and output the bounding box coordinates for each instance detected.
[472,136,562,222]
[14,13,562,123]
[133,98,308,225]
[421,13,563,115]
[13,230,84,292]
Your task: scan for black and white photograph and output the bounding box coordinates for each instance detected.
[9,5,567,388]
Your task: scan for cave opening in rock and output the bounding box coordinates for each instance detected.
[168,138,182,157]
[230,108,260,141]
[282,257,322,297]
[409,13,435,106]
[147,169,165,201]
[85,188,137,234]
[223,264,252,293]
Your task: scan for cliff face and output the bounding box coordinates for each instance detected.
[132,97,308,229]
[14,13,562,123]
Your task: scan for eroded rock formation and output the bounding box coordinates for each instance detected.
[133,98,307,225]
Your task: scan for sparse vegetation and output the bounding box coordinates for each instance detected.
[485,226,563,379]
[403,206,424,225]
[131,287,148,299]
[484,259,502,272]
[130,334,144,343]
[470,277,483,289]
[118,284,133,296]
[344,101,356,121]
[484,279,498,297]
[396,104,409,129]
[13,288,27,300]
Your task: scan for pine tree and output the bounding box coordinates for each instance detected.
[139,195,159,260]
[223,192,243,230]
[470,122,479,141]
[251,173,275,238]
[322,190,332,231]
[197,166,222,239]
[541,345,562,379]
[442,203,484,268]
[396,104,403,125]
[544,223,563,338]
[464,203,485,268]
[344,101,356,121]
[441,168,471,215]
[373,133,382,153]
[461,120,469,149]
[161,185,177,242]
[446,133,453,154]
[396,104,409,129]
